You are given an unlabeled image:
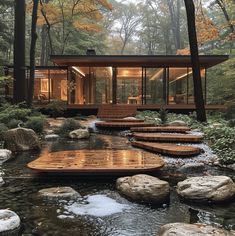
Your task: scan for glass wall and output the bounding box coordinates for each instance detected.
[116,67,142,104]
[145,68,165,104]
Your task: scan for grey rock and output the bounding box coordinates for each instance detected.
[0,149,12,164]
[168,120,187,127]
[69,129,90,139]
[0,209,20,233]
[116,174,170,204]
[177,176,235,202]
[3,128,41,152]
[227,163,235,172]
[158,223,235,236]
[178,163,205,174]
[38,187,81,200]
[45,134,59,140]
[0,177,4,187]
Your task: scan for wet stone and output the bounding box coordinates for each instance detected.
[38,187,81,200]
[0,209,20,234]
[0,149,12,164]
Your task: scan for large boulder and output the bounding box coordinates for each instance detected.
[178,163,205,175]
[0,209,20,234]
[177,176,235,202]
[38,187,81,200]
[0,177,4,187]
[69,129,90,139]
[158,223,235,236]
[3,128,41,152]
[0,149,12,164]
[116,174,170,204]
[168,120,187,127]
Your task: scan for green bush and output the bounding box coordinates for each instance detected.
[57,118,81,137]
[25,116,44,134]
[0,123,8,140]
[45,100,66,118]
[7,119,23,129]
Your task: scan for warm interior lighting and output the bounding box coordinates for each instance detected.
[72,66,85,77]
[149,69,164,81]
[170,70,193,84]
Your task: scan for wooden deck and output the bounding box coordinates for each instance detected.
[130,126,191,133]
[132,141,201,156]
[133,133,203,143]
[102,118,144,122]
[95,121,154,128]
[27,150,165,174]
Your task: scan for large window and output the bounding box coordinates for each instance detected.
[116,67,142,104]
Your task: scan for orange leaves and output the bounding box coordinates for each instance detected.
[73,21,102,32]
[196,13,220,45]
[176,48,190,55]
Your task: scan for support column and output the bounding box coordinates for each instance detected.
[112,67,117,104]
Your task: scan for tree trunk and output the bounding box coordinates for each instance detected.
[184,0,206,122]
[13,0,26,104]
[27,0,39,107]
[40,24,48,66]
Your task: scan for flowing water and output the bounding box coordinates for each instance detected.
[0,134,235,236]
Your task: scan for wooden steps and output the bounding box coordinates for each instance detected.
[133,132,203,143]
[132,141,201,156]
[97,105,137,118]
[130,126,191,133]
[27,150,165,174]
[95,121,154,128]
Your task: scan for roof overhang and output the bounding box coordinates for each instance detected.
[50,55,229,68]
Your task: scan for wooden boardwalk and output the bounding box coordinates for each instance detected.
[27,150,165,174]
[132,141,201,156]
[95,121,153,128]
[130,126,191,133]
[133,132,203,143]
[102,118,144,123]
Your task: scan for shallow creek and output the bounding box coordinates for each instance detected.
[0,134,235,235]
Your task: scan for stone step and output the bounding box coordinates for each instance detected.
[130,126,191,133]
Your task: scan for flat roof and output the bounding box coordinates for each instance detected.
[50,55,229,68]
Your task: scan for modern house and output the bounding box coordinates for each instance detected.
[6,54,229,114]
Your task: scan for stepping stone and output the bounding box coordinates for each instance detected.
[131,141,201,156]
[130,126,191,133]
[95,122,154,129]
[133,133,203,143]
[27,150,165,174]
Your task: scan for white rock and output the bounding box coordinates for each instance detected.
[69,129,90,139]
[169,120,187,126]
[45,134,59,140]
[177,176,235,202]
[0,149,12,164]
[116,174,170,204]
[158,223,235,236]
[123,117,137,120]
[38,187,80,200]
[0,209,20,233]
[0,177,4,187]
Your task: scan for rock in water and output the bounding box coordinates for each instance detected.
[3,128,41,152]
[116,174,170,204]
[0,149,12,163]
[69,129,90,139]
[158,223,235,236]
[0,209,20,234]
[44,134,59,141]
[177,176,235,202]
[0,177,4,187]
[38,187,81,200]
[168,120,187,126]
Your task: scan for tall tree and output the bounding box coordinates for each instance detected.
[13,0,26,104]
[184,0,206,122]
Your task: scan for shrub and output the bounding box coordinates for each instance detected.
[45,100,66,118]
[159,107,168,124]
[25,116,44,134]
[7,119,23,129]
[0,123,8,140]
[57,118,81,137]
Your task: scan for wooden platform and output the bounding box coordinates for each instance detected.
[133,132,203,143]
[130,126,191,133]
[132,141,201,156]
[97,105,137,118]
[27,150,165,174]
[95,121,154,128]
